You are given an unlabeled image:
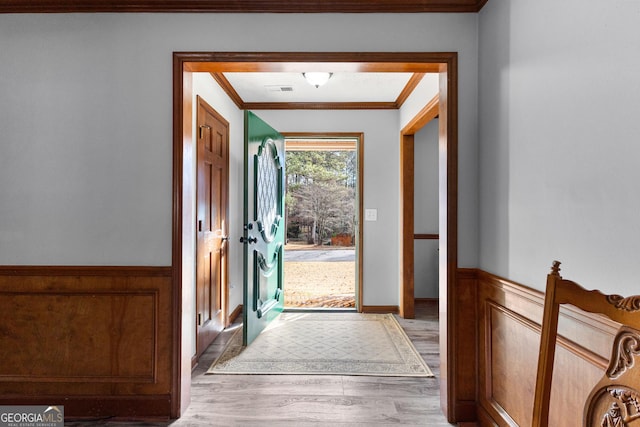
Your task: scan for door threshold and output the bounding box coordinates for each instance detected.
[283,307,357,313]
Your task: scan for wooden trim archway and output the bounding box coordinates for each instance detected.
[173,52,459,421]
[400,93,440,319]
[0,0,488,13]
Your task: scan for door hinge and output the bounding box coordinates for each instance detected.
[197,313,203,326]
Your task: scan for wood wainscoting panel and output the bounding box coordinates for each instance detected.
[455,269,479,420]
[477,270,619,426]
[0,266,173,418]
[485,301,540,425]
[1,291,157,382]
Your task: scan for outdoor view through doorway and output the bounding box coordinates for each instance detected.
[283,136,359,310]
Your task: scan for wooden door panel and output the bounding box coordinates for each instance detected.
[196,96,229,358]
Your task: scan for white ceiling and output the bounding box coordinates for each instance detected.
[223,72,416,103]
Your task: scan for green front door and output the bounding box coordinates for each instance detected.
[242,111,285,346]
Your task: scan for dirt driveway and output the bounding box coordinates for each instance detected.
[284,244,356,308]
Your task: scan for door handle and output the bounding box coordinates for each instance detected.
[240,236,257,244]
[212,229,227,240]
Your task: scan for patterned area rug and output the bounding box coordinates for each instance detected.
[207,312,433,377]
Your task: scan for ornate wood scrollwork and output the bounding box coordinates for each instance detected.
[607,328,640,379]
[587,328,640,426]
[600,401,624,427]
[608,295,640,313]
[597,387,640,426]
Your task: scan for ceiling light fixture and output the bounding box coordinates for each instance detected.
[302,72,333,88]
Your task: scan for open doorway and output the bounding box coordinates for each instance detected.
[282,134,363,310]
[412,119,440,303]
[173,52,460,421]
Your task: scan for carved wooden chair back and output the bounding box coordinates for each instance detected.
[532,261,640,427]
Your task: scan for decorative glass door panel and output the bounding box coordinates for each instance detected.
[242,111,285,346]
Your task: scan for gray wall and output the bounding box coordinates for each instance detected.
[414,119,439,298]
[0,13,480,297]
[479,0,640,292]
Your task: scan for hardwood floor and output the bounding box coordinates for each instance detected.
[66,301,454,426]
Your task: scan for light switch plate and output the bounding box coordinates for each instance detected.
[365,208,378,221]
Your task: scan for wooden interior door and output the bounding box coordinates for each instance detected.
[242,111,285,346]
[196,96,229,358]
